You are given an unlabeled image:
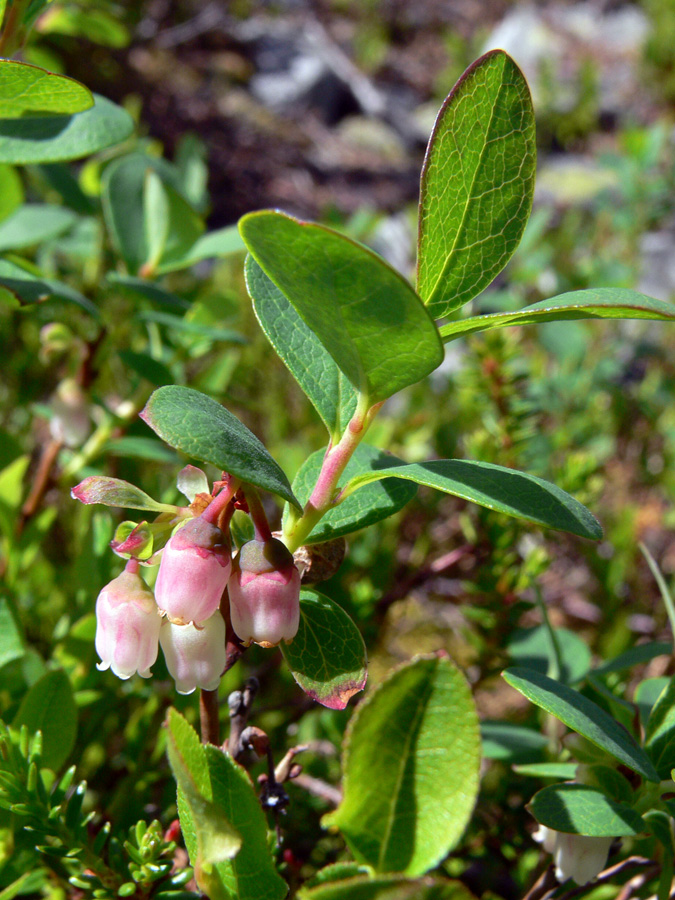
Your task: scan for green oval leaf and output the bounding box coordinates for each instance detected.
[166,709,241,898]
[480,722,549,762]
[156,224,245,274]
[102,153,203,275]
[281,589,367,710]
[12,669,77,771]
[507,625,591,684]
[246,255,357,438]
[439,288,675,342]
[529,784,645,837]
[0,94,133,164]
[140,386,300,510]
[418,50,535,318]
[283,444,417,544]
[0,595,24,669]
[502,668,660,783]
[71,476,177,512]
[324,656,480,876]
[204,744,288,900]
[342,459,602,540]
[240,210,443,404]
[0,60,93,117]
[0,204,76,251]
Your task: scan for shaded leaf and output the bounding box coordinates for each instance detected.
[503,668,659,782]
[240,210,443,403]
[12,669,77,770]
[645,676,675,777]
[342,459,602,540]
[529,783,645,837]
[281,589,367,710]
[0,94,133,164]
[507,625,591,684]
[0,258,97,316]
[324,656,480,875]
[481,722,548,762]
[418,51,535,317]
[156,225,246,274]
[283,444,417,544]
[0,595,24,669]
[141,386,300,509]
[439,289,675,342]
[247,255,357,437]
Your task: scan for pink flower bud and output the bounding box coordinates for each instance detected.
[95,565,161,680]
[155,517,231,624]
[159,611,226,694]
[228,538,300,648]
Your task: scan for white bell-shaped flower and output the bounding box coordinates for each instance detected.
[159,610,226,694]
[533,825,613,885]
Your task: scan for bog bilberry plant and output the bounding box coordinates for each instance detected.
[3,2,675,894]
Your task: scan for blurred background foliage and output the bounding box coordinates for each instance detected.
[4,0,675,896]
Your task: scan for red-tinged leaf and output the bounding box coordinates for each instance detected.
[71,476,178,513]
[281,590,367,710]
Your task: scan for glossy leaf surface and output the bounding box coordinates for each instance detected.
[645,676,675,777]
[0,94,133,164]
[0,60,93,117]
[529,783,645,837]
[141,386,300,509]
[240,211,443,403]
[324,656,480,875]
[247,255,357,436]
[342,459,601,540]
[283,444,417,543]
[503,668,659,782]
[281,589,367,709]
[439,289,675,342]
[418,51,535,318]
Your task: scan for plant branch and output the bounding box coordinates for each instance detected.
[283,395,382,551]
[199,689,220,745]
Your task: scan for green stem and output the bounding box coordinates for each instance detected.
[534,583,563,682]
[640,542,675,647]
[283,394,382,552]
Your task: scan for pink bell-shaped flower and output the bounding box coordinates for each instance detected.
[95,560,161,680]
[155,516,231,625]
[159,610,226,694]
[228,538,301,648]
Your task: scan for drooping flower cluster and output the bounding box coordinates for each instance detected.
[74,466,301,695]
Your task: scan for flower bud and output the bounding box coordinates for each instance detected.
[533,825,613,885]
[95,565,161,680]
[159,611,226,694]
[228,538,300,648]
[155,517,231,624]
